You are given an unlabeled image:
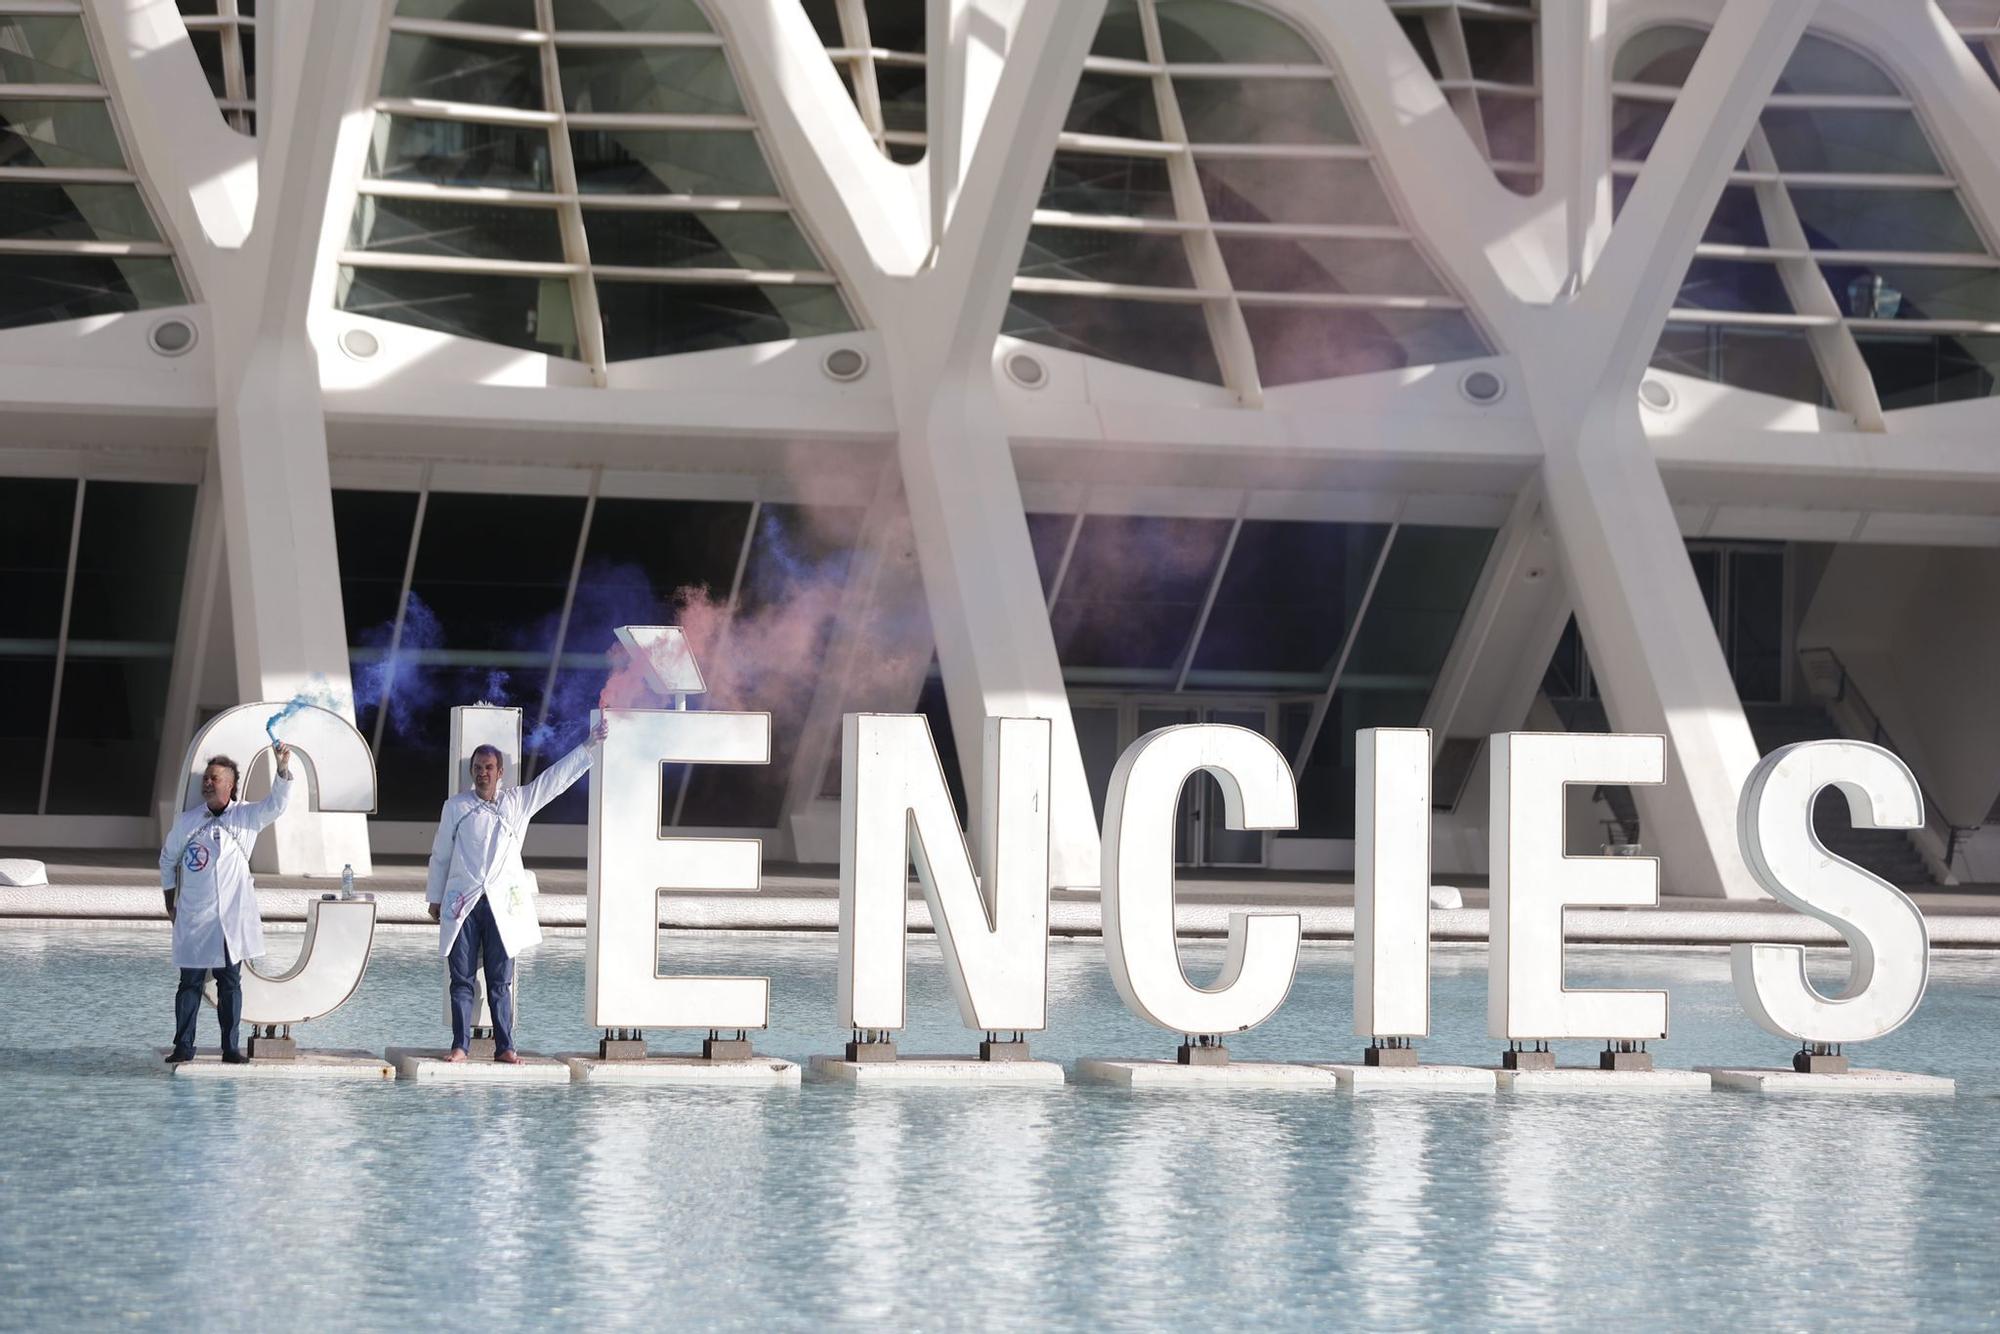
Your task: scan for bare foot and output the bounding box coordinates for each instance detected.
[444,1049,467,1064]
[494,1050,522,1065]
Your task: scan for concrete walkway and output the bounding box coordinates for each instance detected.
[10,853,2000,948]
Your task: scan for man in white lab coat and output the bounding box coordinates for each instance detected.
[159,745,293,1064]
[426,722,605,1062]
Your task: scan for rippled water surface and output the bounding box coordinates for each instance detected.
[1,925,1996,1330]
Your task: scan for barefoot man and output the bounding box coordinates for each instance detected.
[426,721,606,1062]
[159,744,294,1064]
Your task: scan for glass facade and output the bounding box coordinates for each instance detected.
[1618,26,2000,409]
[802,1,927,164]
[0,14,189,330]
[0,478,196,817]
[174,0,256,135]
[1390,0,1541,194]
[339,0,858,370]
[1005,0,1492,393]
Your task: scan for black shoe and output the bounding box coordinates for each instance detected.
[222,1051,249,1065]
[166,1048,195,1065]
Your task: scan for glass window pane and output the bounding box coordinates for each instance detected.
[396,0,536,26]
[1155,0,1319,64]
[1760,108,1940,176]
[47,481,198,816]
[367,115,554,190]
[1341,525,1496,685]
[188,29,227,98]
[1049,515,1232,680]
[1399,15,1441,79]
[571,129,778,195]
[1064,72,1161,141]
[0,477,76,642]
[0,182,160,243]
[1697,184,1771,247]
[1855,333,2000,408]
[550,0,710,30]
[1464,16,1535,86]
[0,659,54,813]
[348,195,565,261]
[1198,156,1397,226]
[582,209,823,271]
[1479,93,1537,165]
[0,16,99,83]
[1651,322,1831,404]
[336,266,581,358]
[1003,292,1222,384]
[1293,687,1428,838]
[1173,75,1354,145]
[1610,98,1670,162]
[598,282,854,361]
[875,61,926,137]
[1242,305,1488,384]
[1092,0,1148,61]
[1187,520,1391,685]
[0,254,185,330]
[1025,512,1073,594]
[1789,186,1984,253]
[332,489,420,642]
[1020,225,1196,288]
[557,47,743,117]
[409,491,587,656]
[1040,150,1175,217]
[1774,34,1900,97]
[1674,258,1797,315]
[1218,235,1450,297]
[1819,262,2000,325]
[1728,549,1786,703]
[1614,24,1705,87]
[0,99,127,171]
[800,0,844,45]
[379,32,544,109]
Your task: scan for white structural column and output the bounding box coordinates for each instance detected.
[722,0,1107,887]
[210,0,389,872]
[1509,2,1816,900]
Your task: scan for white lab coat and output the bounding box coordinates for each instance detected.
[158,774,293,969]
[426,741,593,960]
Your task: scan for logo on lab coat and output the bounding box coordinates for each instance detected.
[183,841,211,874]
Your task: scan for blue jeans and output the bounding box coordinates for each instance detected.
[448,895,514,1054]
[174,948,240,1056]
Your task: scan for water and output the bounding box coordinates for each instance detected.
[2,925,1996,1331]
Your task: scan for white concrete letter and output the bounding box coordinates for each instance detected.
[184,702,379,1024]
[1732,741,1930,1044]
[1102,725,1301,1036]
[838,713,1051,1034]
[1355,727,1432,1039]
[585,707,773,1031]
[1488,732,1668,1041]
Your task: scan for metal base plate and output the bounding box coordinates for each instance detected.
[1176,1043,1229,1067]
[1364,1045,1420,1068]
[844,1039,898,1064]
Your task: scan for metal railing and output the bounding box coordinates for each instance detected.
[1797,646,1978,882]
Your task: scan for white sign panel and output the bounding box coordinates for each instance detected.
[838,713,1052,1034]
[1488,731,1668,1042]
[585,706,773,1031]
[1733,740,1930,1044]
[1101,724,1301,1036]
[1354,727,1432,1039]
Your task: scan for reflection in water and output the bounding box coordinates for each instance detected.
[1351,1098,1433,1327]
[0,928,1990,1330]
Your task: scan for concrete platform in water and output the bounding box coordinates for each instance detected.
[806,1054,1065,1085]
[385,1047,572,1084]
[564,1053,801,1086]
[1072,1059,1343,1088]
[1698,1066,1955,1095]
[162,1049,394,1080]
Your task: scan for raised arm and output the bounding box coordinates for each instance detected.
[239,769,294,833]
[519,737,595,819]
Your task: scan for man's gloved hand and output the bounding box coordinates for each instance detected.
[428,903,441,922]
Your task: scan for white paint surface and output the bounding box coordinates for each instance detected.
[1101,725,1301,1036]
[1354,727,1432,1039]
[1731,741,1931,1044]
[1488,732,1669,1042]
[585,706,772,1031]
[838,714,1051,1034]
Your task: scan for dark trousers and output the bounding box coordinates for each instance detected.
[173,948,240,1056]
[448,895,515,1054]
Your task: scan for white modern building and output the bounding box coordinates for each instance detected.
[4,0,1999,896]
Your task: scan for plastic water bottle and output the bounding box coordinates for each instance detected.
[340,863,355,899]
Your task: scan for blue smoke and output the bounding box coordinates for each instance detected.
[265,676,348,746]
[354,592,447,741]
